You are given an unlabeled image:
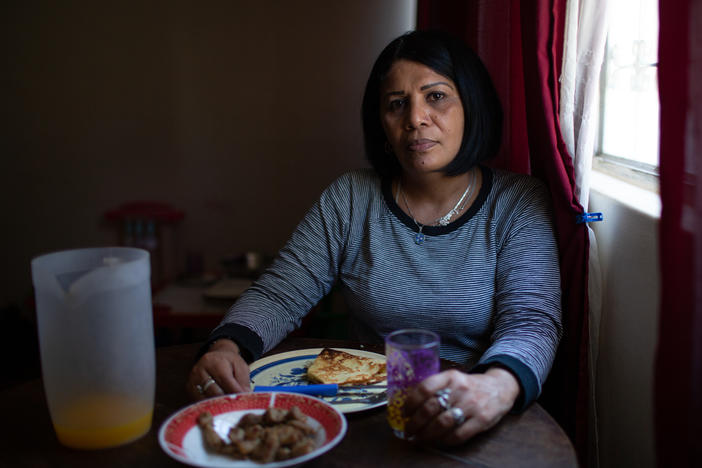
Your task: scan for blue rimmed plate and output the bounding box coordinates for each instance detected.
[249,348,387,414]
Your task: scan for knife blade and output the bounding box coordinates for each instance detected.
[328,392,388,404]
[253,384,386,396]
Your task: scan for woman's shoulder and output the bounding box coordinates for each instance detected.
[489,167,546,188]
[331,168,381,187]
[314,168,383,217]
[481,167,553,226]
[486,167,550,202]
[323,168,382,198]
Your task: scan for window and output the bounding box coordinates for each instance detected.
[596,0,659,188]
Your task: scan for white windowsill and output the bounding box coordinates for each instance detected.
[590,170,661,219]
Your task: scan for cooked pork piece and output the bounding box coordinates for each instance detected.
[198,406,320,463]
[196,412,226,451]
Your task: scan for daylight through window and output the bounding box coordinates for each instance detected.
[599,0,659,173]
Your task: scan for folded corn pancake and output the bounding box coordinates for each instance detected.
[306,348,386,385]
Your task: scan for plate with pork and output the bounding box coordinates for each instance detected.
[159,392,346,467]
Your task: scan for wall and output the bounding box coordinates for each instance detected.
[1,1,416,308]
[589,172,660,468]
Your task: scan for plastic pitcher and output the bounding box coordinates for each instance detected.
[31,247,156,449]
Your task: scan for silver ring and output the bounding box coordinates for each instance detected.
[202,377,217,393]
[449,407,466,426]
[435,388,452,411]
[196,377,216,395]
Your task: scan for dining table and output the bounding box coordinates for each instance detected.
[0,337,578,467]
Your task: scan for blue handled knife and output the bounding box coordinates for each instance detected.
[253,383,386,396]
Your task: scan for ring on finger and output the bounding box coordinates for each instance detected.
[196,377,216,395]
[435,388,452,411]
[449,406,466,426]
[202,377,217,393]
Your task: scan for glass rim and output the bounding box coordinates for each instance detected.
[32,246,148,264]
[385,328,440,349]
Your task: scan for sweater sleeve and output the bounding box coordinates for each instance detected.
[205,173,353,360]
[476,177,563,411]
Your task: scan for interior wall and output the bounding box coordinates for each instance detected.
[1,1,416,308]
[589,187,660,468]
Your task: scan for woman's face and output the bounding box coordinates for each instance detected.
[379,59,465,178]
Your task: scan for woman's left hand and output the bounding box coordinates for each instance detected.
[402,368,520,445]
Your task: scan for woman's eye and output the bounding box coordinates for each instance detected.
[388,99,406,111]
[428,92,445,101]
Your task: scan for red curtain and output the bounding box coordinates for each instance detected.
[418,0,590,462]
[656,0,702,466]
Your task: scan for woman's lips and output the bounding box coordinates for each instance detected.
[407,139,437,152]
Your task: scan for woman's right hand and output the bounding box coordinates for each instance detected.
[186,338,252,401]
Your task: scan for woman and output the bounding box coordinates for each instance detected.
[187,30,562,446]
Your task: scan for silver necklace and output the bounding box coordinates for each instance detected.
[433,170,475,226]
[397,183,427,245]
[396,171,475,245]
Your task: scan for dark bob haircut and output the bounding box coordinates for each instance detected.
[362,30,503,178]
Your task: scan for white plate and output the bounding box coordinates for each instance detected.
[249,348,387,414]
[159,392,347,467]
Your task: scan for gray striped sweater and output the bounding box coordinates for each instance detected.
[210,166,562,410]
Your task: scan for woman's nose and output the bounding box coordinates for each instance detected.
[405,99,429,130]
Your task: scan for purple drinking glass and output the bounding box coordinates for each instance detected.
[385,329,440,439]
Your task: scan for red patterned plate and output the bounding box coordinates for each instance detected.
[159,392,347,467]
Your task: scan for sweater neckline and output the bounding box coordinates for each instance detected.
[381,165,493,236]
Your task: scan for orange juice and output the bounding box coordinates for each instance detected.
[52,394,152,449]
